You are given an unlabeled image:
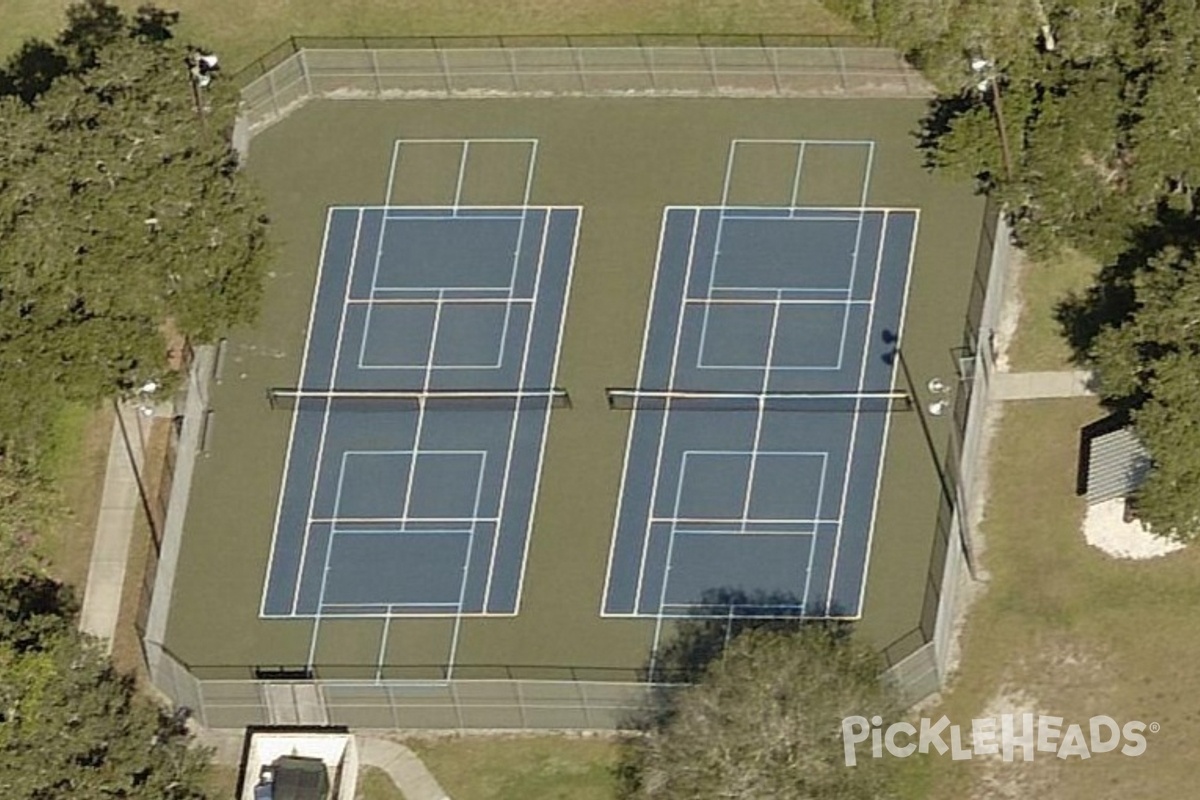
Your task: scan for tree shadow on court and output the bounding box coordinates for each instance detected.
[914,92,999,185]
[1055,205,1200,381]
[615,589,859,797]
[621,588,854,733]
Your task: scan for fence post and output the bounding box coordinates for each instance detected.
[299,49,313,97]
[369,49,382,96]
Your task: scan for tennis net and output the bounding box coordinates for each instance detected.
[267,387,572,412]
[605,388,911,413]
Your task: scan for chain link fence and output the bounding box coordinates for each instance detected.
[882,195,1012,700]
[237,39,933,134]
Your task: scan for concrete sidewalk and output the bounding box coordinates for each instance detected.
[358,737,452,800]
[78,404,146,651]
[990,370,1095,401]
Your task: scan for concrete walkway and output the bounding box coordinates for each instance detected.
[357,737,452,800]
[79,404,147,651]
[990,370,1095,401]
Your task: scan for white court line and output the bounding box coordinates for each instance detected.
[693,141,740,364]
[600,208,672,615]
[738,293,782,523]
[731,137,876,146]
[693,298,851,372]
[663,204,920,214]
[512,208,582,615]
[288,210,364,617]
[306,450,354,668]
[630,210,700,614]
[650,516,840,525]
[452,140,470,210]
[831,143,877,375]
[443,450,489,679]
[647,434,696,679]
[312,515,500,525]
[260,206,337,618]
[331,203,582,211]
[346,297,534,306]
[383,140,401,206]
[395,290,445,524]
[684,297,871,306]
[789,142,806,209]
[373,614,392,683]
[824,210,890,618]
[853,210,921,620]
[481,205,551,613]
[389,137,540,145]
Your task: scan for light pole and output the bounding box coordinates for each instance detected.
[969,56,1015,182]
[890,345,979,580]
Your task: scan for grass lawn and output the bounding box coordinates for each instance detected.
[912,397,1200,797]
[406,735,621,800]
[38,403,114,594]
[357,767,406,800]
[0,0,856,73]
[1004,248,1100,372]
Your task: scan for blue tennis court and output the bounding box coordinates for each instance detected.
[603,206,916,620]
[261,206,579,618]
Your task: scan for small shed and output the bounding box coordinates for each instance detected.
[1078,415,1151,504]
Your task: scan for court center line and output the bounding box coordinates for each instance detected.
[739,291,782,524]
[396,289,445,523]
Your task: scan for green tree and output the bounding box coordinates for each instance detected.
[0,575,212,799]
[623,627,901,800]
[1088,245,1200,538]
[0,1,269,451]
[835,0,1200,261]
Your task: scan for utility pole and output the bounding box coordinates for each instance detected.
[970,56,1014,181]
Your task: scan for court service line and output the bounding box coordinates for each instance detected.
[288,210,365,617]
[738,291,783,523]
[600,208,673,615]
[512,209,583,615]
[684,297,871,307]
[346,297,534,306]
[480,207,552,613]
[260,206,337,618]
[312,515,500,525]
[853,210,921,620]
[824,209,889,617]
[630,210,701,614]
